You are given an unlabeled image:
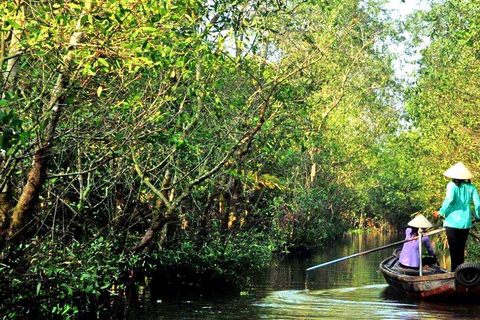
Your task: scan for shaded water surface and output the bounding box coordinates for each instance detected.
[134,232,480,319]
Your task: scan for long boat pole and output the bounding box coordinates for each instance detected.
[306,227,445,272]
[418,229,423,277]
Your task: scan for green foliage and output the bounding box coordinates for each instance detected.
[153,228,275,292]
[395,0,480,217]
[0,107,29,152]
[466,240,480,263]
[466,224,480,263]
[0,0,435,315]
[0,236,146,319]
[268,187,352,253]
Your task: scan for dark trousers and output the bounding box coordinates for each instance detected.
[446,227,470,271]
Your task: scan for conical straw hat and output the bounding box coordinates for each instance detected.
[443,162,474,180]
[408,214,433,229]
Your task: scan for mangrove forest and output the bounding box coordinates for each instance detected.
[2,0,480,318]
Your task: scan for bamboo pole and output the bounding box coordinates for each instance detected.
[306,227,445,272]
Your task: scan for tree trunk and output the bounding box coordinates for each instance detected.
[1,0,24,95]
[8,148,48,235]
[5,4,91,239]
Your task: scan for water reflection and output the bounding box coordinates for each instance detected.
[134,232,480,319]
[254,286,480,319]
[256,232,403,293]
[254,286,417,319]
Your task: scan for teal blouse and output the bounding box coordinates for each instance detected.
[439,181,480,229]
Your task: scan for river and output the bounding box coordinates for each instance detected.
[132,232,480,319]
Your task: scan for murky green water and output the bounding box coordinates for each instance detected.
[133,232,480,319]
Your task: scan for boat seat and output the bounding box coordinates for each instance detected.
[392,266,439,276]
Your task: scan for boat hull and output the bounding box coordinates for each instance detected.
[380,252,480,299]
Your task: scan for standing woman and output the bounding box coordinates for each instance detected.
[434,162,480,271]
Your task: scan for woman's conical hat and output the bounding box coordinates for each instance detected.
[443,162,474,180]
[408,214,433,229]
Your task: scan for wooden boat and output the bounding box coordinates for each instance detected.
[380,249,480,299]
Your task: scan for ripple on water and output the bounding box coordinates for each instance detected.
[252,284,480,319]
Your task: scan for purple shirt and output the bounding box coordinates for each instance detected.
[399,228,435,268]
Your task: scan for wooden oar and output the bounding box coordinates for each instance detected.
[306,227,445,272]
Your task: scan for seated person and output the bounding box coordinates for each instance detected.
[399,214,436,269]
